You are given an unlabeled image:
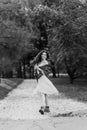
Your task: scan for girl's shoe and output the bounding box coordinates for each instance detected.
[39,106,44,115]
[44,106,50,113]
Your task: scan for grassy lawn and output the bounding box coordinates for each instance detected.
[50,77,87,102]
[0,78,23,100]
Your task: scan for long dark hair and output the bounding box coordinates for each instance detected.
[31,50,50,65]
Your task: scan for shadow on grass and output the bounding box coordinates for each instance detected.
[50,77,87,103]
[0,78,24,100]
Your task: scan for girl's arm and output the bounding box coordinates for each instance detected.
[34,64,44,74]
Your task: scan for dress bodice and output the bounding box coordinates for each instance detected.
[34,62,52,80]
[39,64,52,77]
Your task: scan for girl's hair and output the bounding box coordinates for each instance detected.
[31,50,50,65]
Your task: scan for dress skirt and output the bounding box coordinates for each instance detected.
[33,75,59,95]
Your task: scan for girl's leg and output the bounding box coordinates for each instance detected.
[44,94,48,106]
[44,94,50,112]
[39,93,46,114]
[41,94,49,107]
[41,93,46,107]
[39,93,50,114]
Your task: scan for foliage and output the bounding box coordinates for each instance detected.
[0,0,87,80]
[46,0,87,82]
[0,0,37,75]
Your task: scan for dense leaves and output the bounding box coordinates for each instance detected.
[47,0,87,82]
[0,0,37,77]
[0,0,87,81]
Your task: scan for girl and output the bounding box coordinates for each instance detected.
[32,50,59,115]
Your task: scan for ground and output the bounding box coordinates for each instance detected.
[0,78,87,130]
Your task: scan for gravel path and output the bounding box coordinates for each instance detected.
[0,79,87,120]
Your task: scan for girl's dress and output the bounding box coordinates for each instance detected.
[33,63,59,95]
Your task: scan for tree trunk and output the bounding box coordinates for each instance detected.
[29,66,34,79]
[22,60,26,79]
[57,71,60,78]
[69,75,74,84]
[50,61,56,78]
[64,57,76,84]
[0,72,1,83]
[17,61,22,78]
[52,67,56,78]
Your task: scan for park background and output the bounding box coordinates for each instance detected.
[0,0,87,103]
[0,1,87,130]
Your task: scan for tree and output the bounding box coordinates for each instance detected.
[29,5,63,77]
[0,0,37,78]
[48,0,87,83]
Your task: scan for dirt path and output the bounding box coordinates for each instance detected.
[0,79,87,130]
[0,79,87,120]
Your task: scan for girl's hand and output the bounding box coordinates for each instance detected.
[38,67,44,74]
[34,64,45,75]
[34,64,38,70]
[41,69,44,75]
[36,65,44,74]
[34,64,40,70]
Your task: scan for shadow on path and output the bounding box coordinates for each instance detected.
[0,78,23,100]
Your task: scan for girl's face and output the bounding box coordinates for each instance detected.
[41,52,47,60]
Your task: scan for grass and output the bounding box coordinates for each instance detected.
[0,78,23,100]
[50,77,87,102]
